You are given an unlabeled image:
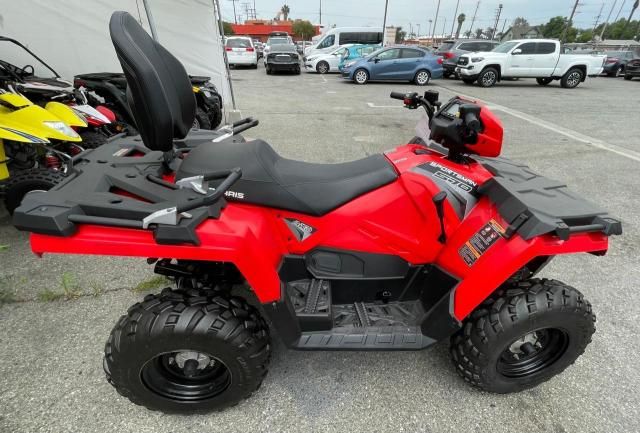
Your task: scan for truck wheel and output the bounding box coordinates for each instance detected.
[561,68,583,88]
[3,168,66,215]
[316,61,329,74]
[478,68,498,87]
[104,287,271,413]
[192,107,212,130]
[624,74,633,81]
[536,77,553,86]
[450,279,595,394]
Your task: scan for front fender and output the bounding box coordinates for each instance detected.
[435,197,609,320]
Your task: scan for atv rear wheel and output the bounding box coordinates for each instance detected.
[104,286,271,413]
[450,279,595,393]
[3,168,66,215]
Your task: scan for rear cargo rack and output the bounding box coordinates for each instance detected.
[477,157,622,240]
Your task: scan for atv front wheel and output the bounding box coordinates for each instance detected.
[193,107,212,130]
[79,130,109,149]
[3,168,66,215]
[450,279,595,393]
[104,287,271,413]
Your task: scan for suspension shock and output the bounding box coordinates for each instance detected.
[44,152,61,170]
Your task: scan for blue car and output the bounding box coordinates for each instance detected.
[338,44,381,72]
[341,45,443,85]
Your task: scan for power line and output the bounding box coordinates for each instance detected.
[591,2,604,33]
[468,0,480,34]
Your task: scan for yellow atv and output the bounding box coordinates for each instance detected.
[0,91,86,213]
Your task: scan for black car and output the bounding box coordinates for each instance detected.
[602,51,636,77]
[265,44,301,75]
[624,57,640,80]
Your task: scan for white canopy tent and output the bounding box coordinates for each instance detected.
[0,0,235,118]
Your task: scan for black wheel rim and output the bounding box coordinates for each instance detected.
[497,328,570,378]
[140,351,231,402]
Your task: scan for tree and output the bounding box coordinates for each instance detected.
[541,16,577,42]
[395,26,407,43]
[281,4,290,21]
[485,26,494,39]
[292,20,315,41]
[455,13,466,39]
[577,28,594,43]
[513,17,529,27]
[222,21,235,35]
[475,28,484,38]
[464,30,472,38]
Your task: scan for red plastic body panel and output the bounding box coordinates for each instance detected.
[29,143,610,320]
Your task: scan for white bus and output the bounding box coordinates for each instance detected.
[304,27,383,56]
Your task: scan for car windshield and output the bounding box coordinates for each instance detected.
[267,37,289,46]
[226,38,252,48]
[491,41,519,53]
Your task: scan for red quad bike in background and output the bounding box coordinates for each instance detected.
[13,12,622,413]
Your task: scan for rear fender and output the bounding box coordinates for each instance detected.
[29,204,287,302]
[434,197,609,320]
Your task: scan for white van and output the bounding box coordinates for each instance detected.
[304,27,383,56]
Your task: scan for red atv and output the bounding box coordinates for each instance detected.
[14,12,621,413]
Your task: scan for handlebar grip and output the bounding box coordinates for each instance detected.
[389,91,406,100]
[177,168,242,213]
[233,118,259,135]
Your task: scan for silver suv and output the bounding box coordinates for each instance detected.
[436,39,500,78]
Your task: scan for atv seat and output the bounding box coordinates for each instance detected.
[177,139,398,216]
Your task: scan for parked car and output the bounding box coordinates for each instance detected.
[304,45,354,74]
[437,39,500,78]
[264,35,294,57]
[602,51,636,77]
[305,27,383,56]
[341,46,443,85]
[265,44,301,75]
[338,44,380,72]
[456,39,605,88]
[624,57,640,80]
[225,37,258,68]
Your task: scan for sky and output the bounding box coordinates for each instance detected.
[220,0,636,35]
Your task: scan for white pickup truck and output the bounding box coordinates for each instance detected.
[455,39,606,88]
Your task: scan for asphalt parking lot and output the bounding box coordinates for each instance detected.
[1,65,639,433]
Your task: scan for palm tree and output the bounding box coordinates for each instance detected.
[455,13,466,38]
[281,4,290,21]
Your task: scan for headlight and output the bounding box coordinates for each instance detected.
[43,121,79,138]
[307,56,317,62]
[471,57,484,63]
[344,61,356,68]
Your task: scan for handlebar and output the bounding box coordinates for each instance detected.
[233,118,259,135]
[176,167,242,213]
[459,104,482,134]
[389,91,406,100]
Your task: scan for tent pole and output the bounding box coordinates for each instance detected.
[213,0,239,116]
[142,0,160,41]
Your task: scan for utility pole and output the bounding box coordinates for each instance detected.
[561,0,580,43]
[592,3,605,33]
[500,18,508,37]
[428,19,433,38]
[600,0,618,41]
[491,4,503,40]
[621,0,639,36]
[320,0,322,25]
[468,1,480,36]
[417,23,421,37]
[442,17,447,40]
[614,0,627,22]
[228,0,238,24]
[431,0,441,44]
[382,0,388,41]
[450,0,461,38]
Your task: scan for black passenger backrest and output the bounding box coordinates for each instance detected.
[109,11,195,152]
